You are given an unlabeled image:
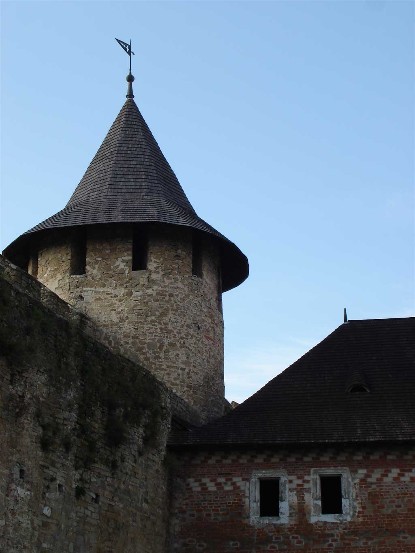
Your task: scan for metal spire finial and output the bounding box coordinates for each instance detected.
[115,38,135,98]
[126,72,135,99]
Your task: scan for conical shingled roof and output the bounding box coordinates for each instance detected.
[4,98,248,292]
[66,99,197,216]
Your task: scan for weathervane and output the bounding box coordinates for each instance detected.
[115,38,135,99]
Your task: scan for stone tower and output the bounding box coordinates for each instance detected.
[4,73,248,421]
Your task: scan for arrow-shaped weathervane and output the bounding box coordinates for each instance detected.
[115,38,135,73]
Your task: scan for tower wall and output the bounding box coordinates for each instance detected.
[36,224,224,421]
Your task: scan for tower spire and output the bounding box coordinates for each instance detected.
[115,37,135,98]
[4,55,248,293]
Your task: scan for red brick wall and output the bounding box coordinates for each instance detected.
[169,445,415,552]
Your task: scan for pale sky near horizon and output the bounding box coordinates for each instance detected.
[1,1,414,403]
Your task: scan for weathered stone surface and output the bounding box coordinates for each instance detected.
[35,224,224,422]
[0,255,198,553]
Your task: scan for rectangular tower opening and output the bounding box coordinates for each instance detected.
[217,264,222,311]
[132,228,148,271]
[320,475,343,514]
[192,232,203,278]
[70,229,87,275]
[28,251,38,279]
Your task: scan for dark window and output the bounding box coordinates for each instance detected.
[259,478,280,517]
[320,475,343,514]
[71,230,87,275]
[192,233,203,277]
[217,265,222,310]
[132,228,148,271]
[19,468,25,480]
[28,251,38,279]
[58,483,64,493]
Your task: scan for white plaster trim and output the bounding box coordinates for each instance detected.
[249,470,289,525]
[310,468,353,523]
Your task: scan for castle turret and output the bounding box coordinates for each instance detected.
[3,73,248,421]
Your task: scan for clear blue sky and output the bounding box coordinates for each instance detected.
[1,1,414,403]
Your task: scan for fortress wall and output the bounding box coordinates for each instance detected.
[0,255,195,553]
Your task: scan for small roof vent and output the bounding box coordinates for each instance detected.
[346,370,370,394]
[348,383,370,393]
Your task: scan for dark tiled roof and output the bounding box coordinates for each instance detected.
[4,99,248,292]
[170,318,415,447]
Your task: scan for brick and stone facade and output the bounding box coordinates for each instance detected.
[169,446,415,552]
[2,70,414,553]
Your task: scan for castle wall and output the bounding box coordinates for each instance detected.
[169,446,415,552]
[36,224,224,422]
[0,256,195,553]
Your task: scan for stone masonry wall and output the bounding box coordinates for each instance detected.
[169,445,415,552]
[35,224,224,422]
[0,255,193,553]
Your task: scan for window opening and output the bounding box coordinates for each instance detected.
[217,265,222,311]
[28,251,38,279]
[250,470,288,524]
[320,475,343,514]
[259,479,280,517]
[70,230,87,275]
[19,468,25,480]
[132,228,148,271]
[192,233,203,278]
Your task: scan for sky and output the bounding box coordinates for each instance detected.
[1,1,414,403]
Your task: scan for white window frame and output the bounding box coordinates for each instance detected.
[310,468,353,522]
[249,470,289,525]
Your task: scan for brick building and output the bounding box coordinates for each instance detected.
[1,66,414,552]
[169,317,415,552]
